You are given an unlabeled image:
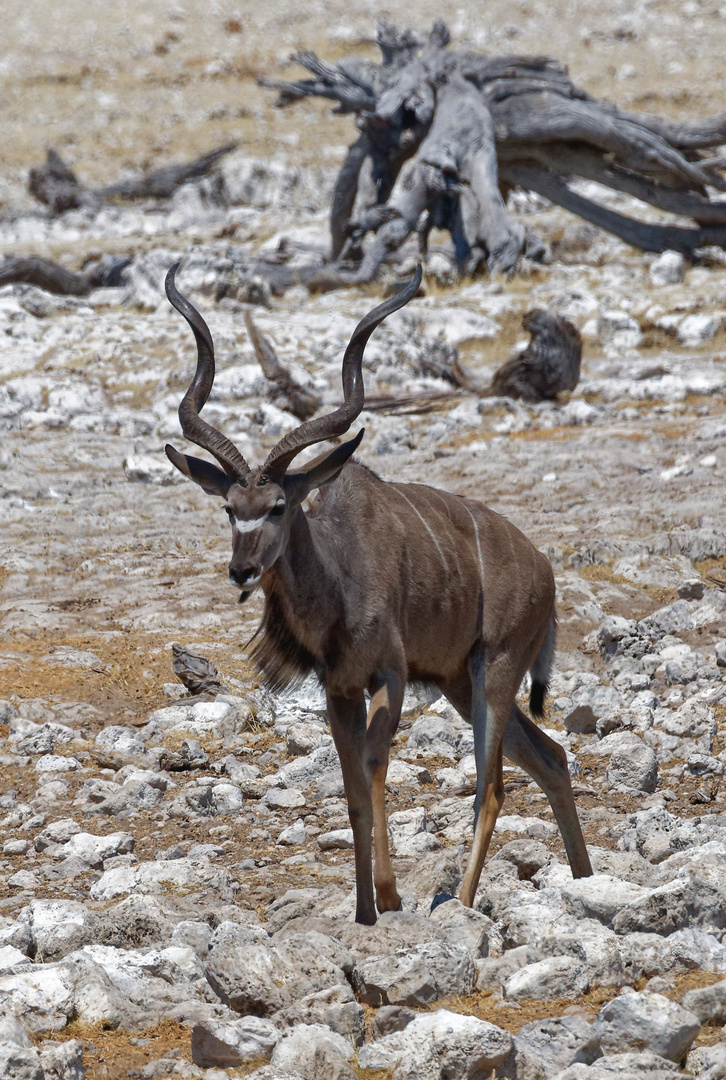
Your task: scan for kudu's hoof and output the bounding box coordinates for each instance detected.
[430,891,456,912]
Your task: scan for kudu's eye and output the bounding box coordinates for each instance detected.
[270,502,285,518]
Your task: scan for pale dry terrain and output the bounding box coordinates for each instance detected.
[1,2,726,1079]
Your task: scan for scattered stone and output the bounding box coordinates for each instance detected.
[272,984,365,1046]
[317,829,355,850]
[356,941,475,1006]
[505,955,590,1001]
[269,1024,355,1080]
[357,1009,512,1077]
[513,1013,600,1078]
[593,990,700,1061]
[370,1005,417,1039]
[682,977,726,1024]
[191,1017,279,1067]
[598,310,643,350]
[205,932,353,1016]
[649,250,686,286]
[263,787,306,811]
[677,312,721,346]
[605,741,659,793]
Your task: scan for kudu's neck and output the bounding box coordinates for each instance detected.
[264,502,348,636]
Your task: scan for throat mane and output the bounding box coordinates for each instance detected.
[252,589,317,692]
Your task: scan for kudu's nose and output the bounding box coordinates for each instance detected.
[229,565,261,588]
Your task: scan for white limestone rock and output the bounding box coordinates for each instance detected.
[593,990,700,1061]
[272,984,365,1047]
[356,941,475,1006]
[357,1009,512,1077]
[0,1044,44,1080]
[598,310,643,350]
[677,312,721,346]
[494,814,558,839]
[686,1043,726,1079]
[428,899,491,959]
[270,1023,355,1080]
[605,740,658,793]
[649,251,686,286]
[682,977,726,1024]
[191,1016,280,1068]
[513,1013,600,1079]
[388,806,440,856]
[317,828,354,850]
[16,900,96,961]
[205,931,353,1016]
[553,1050,681,1078]
[89,856,237,902]
[504,954,590,1001]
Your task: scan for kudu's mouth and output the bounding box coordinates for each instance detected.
[231,568,263,602]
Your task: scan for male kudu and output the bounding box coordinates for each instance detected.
[163,263,592,924]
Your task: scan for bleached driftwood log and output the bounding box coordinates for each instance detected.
[261,20,726,287]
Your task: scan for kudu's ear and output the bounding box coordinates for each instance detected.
[286,429,364,500]
[165,444,231,498]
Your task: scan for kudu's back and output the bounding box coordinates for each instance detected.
[305,461,555,692]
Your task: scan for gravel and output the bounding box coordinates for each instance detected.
[2,0,726,1075]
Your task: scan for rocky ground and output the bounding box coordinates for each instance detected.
[2,1,726,1078]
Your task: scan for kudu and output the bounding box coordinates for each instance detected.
[163,263,593,924]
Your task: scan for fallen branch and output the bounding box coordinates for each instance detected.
[0,254,131,296]
[171,642,229,696]
[245,313,322,420]
[484,309,582,402]
[27,143,237,215]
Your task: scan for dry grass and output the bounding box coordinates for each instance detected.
[0,631,173,718]
[31,1020,192,1080]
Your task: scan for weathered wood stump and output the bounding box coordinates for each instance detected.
[261,20,726,285]
[485,310,582,402]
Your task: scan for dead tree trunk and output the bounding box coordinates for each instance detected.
[260,20,726,287]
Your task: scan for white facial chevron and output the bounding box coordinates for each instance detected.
[234,515,267,535]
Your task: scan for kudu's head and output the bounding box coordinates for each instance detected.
[164,263,422,599]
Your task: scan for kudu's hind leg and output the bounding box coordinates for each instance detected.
[438,678,592,881]
[365,671,404,913]
[503,704,592,878]
[458,643,509,908]
[326,692,377,925]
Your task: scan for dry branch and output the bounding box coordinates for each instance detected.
[171,642,229,696]
[27,143,237,215]
[485,310,582,402]
[245,312,322,420]
[0,254,131,296]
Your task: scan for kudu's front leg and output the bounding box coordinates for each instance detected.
[326,692,377,925]
[459,643,508,908]
[365,671,404,914]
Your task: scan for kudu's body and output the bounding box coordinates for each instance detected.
[163,263,592,924]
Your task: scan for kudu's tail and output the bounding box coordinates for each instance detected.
[529,612,556,719]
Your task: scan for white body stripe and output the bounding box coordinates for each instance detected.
[392,487,449,571]
[235,515,267,534]
[465,504,485,586]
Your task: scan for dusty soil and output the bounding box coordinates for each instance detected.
[1,0,726,1075]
